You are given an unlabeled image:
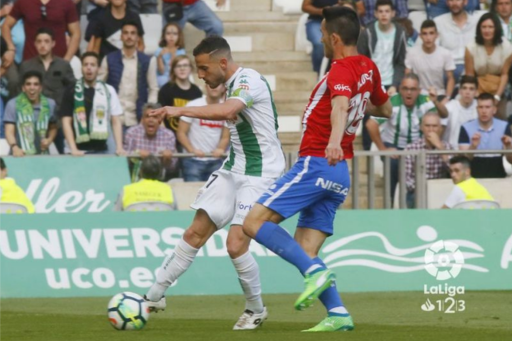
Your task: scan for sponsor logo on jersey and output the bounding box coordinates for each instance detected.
[357,70,374,90]
[237,201,253,211]
[199,120,224,128]
[334,84,351,92]
[315,178,349,195]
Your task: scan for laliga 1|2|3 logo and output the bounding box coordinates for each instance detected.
[421,240,466,313]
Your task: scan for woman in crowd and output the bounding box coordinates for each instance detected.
[465,12,512,118]
[155,22,186,88]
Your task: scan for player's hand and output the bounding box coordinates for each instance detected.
[116,147,127,156]
[138,149,150,158]
[502,135,512,149]
[386,147,399,159]
[149,106,182,120]
[70,148,85,156]
[325,143,343,166]
[212,148,225,158]
[2,50,15,70]
[426,132,443,149]
[12,145,25,157]
[161,150,173,163]
[471,133,481,148]
[193,148,205,157]
[428,87,438,101]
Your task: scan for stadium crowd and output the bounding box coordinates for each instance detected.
[0,0,511,212]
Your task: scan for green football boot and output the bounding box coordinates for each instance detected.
[302,314,355,332]
[294,268,335,311]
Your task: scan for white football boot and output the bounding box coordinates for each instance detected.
[233,307,268,330]
[143,295,166,313]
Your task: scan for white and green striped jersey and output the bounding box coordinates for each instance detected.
[373,93,436,148]
[223,67,285,178]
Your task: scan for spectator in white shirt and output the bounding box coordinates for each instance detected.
[177,83,230,181]
[434,0,484,83]
[405,19,456,101]
[441,75,478,148]
[493,0,512,42]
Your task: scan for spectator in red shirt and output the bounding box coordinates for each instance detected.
[1,0,80,68]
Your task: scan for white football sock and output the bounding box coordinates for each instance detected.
[146,238,199,301]
[329,307,349,315]
[231,251,264,314]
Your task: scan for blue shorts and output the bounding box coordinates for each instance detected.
[257,156,350,235]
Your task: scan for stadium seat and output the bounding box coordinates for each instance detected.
[0,139,10,156]
[452,200,500,209]
[124,201,175,212]
[408,11,427,33]
[274,0,303,14]
[0,202,28,214]
[295,13,313,54]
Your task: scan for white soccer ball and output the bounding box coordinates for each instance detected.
[107,292,150,330]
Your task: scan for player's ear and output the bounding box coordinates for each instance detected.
[219,57,229,70]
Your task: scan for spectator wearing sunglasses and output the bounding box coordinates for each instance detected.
[1,0,80,69]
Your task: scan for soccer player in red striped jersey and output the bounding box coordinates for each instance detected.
[243,6,392,332]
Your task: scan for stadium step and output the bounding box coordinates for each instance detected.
[217,11,301,22]
[229,0,273,12]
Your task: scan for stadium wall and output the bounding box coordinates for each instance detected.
[1,210,511,298]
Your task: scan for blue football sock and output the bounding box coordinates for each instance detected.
[312,257,346,313]
[255,221,318,275]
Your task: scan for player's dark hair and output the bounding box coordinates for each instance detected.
[140,155,163,181]
[193,35,231,58]
[81,51,100,65]
[375,0,394,10]
[477,92,496,103]
[322,6,360,46]
[22,70,43,84]
[475,12,502,46]
[420,19,437,31]
[121,20,141,36]
[459,75,478,88]
[449,156,471,169]
[0,157,5,170]
[35,27,55,40]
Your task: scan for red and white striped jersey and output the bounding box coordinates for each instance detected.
[299,55,389,159]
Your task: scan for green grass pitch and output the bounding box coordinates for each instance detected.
[2,291,511,341]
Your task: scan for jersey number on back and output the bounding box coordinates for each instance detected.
[345,91,370,135]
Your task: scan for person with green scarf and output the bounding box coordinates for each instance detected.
[4,70,57,156]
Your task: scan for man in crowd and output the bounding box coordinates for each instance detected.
[494,0,512,42]
[99,22,158,130]
[4,71,58,156]
[177,84,229,181]
[459,93,512,178]
[356,0,409,26]
[434,0,484,82]
[405,20,455,101]
[115,155,177,211]
[0,157,35,213]
[366,73,448,203]
[162,0,223,36]
[357,0,407,95]
[124,103,178,180]
[1,0,80,67]
[19,28,76,111]
[442,155,494,208]
[405,113,452,208]
[88,0,145,60]
[441,75,478,147]
[60,52,125,155]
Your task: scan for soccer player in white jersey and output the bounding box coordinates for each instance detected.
[144,36,285,330]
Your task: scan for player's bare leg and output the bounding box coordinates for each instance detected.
[228,225,268,330]
[145,209,217,311]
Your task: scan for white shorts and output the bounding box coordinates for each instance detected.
[191,169,276,229]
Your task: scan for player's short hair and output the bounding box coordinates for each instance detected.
[420,19,437,31]
[35,27,55,40]
[375,0,394,10]
[459,75,478,88]
[140,155,163,181]
[121,20,141,36]
[81,51,100,65]
[402,73,420,84]
[22,70,43,84]
[477,92,496,104]
[322,6,360,46]
[193,35,232,59]
[449,156,471,169]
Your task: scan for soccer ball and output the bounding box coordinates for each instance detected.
[107,292,150,330]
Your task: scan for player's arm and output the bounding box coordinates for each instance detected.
[150,99,244,121]
[366,99,392,118]
[325,95,350,166]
